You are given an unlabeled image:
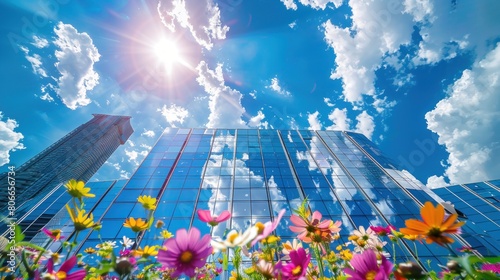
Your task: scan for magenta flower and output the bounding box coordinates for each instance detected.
[158,227,212,278]
[482,263,500,274]
[344,249,393,280]
[41,228,65,241]
[251,209,286,246]
[197,209,231,226]
[369,225,396,236]
[39,255,86,280]
[277,247,311,279]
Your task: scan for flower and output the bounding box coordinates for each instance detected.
[39,255,86,280]
[282,239,305,258]
[251,209,286,246]
[84,247,96,254]
[211,226,258,252]
[197,209,231,226]
[120,236,135,249]
[370,225,396,236]
[42,228,64,241]
[481,263,500,274]
[64,179,95,202]
[123,217,149,232]
[66,204,95,231]
[289,211,332,243]
[255,260,277,279]
[160,229,174,239]
[137,195,157,210]
[133,245,158,258]
[157,227,212,278]
[344,249,393,280]
[277,247,311,280]
[400,201,465,246]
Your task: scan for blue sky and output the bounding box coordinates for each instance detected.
[1,0,500,188]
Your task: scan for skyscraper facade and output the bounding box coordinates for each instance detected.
[0,114,133,238]
[58,128,481,271]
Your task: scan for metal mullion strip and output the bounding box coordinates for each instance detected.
[136,129,193,246]
[276,130,307,202]
[484,181,500,193]
[257,129,275,221]
[315,131,423,264]
[448,185,500,227]
[188,129,217,231]
[229,129,237,229]
[459,184,500,211]
[294,130,357,229]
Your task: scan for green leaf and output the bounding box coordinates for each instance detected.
[15,225,24,243]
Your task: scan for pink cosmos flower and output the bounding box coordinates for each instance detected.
[344,249,393,280]
[251,209,286,246]
[197,209,231,226]
[39,255,86,280]
[158,227,212,278]
[276,247,311,280]
[42,228,65,241]
[289,211,331,243]
[370,225,396,236]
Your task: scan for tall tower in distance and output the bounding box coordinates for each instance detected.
[0,114,133,221]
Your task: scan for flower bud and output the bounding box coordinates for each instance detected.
[115,257,133,276]
[446,260,461,273]
[397,262,426,279]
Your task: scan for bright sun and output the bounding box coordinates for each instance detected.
[153,39,181,73]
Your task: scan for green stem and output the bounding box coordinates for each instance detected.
[313,245,325,279]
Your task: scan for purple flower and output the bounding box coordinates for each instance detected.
[157,227,212,278]
[344,249,393,280]
[277,247,311,279]
[38,255,86,280]
[369,225,395,236]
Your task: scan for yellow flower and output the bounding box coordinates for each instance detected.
[65,179,95,201]
[133,245,158,258]
[66,204,95,231]
[84,247,96,254]
[123,217,149,232]
[262,235,280,244]
[339,249,352,261]
[160,229,173,239]
[137,195,157,210]
[400,201,465,246]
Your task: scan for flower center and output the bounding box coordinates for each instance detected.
[180,251,193,263]
[228,232,239,244]
[365,270,376,280]
[292,265,302,276]
[255,222,265,234]
[55,271,67,280]
[428,227,443,237]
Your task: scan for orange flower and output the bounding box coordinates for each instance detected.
[400,202,464,246]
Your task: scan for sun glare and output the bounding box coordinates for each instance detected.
[153,39,181,73]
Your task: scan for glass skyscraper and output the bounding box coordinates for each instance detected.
[47,128,482,271]
[0,114,133,239]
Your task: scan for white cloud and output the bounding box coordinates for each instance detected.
[323,97,334,107]
[323,1,414,105]
[0,112,25,166]
[289,21,297,29]
[196,61,248,128]
[426,175,448,189]
[247,110,268,129]
[354,111,375,139]
[159,104,189,127]
[407,1,500,65]
[40,93,55,102]
[20,46,47,77]
[141,130,156,138]
[326,108,351,130]
[307,111,322,130]
[281,0,342,10]
[157,0,229,50]
[31,35,49,48]
[425,43,500,184]
[280,0,298,10]
[124,148,148,165]
[53,22,100,110]
[268,77,291,96]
